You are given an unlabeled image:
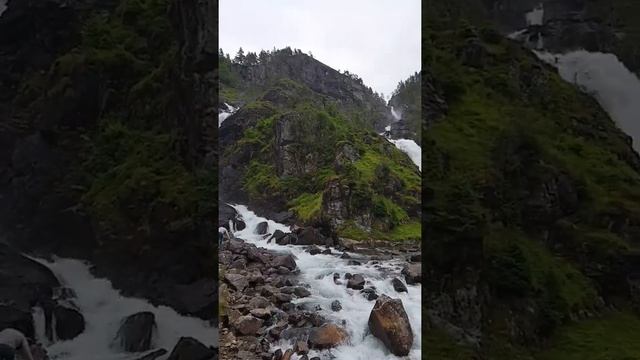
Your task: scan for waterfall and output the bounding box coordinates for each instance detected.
[218,103,237,127]
[534,50,640,151]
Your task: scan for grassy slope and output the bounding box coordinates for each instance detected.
[424,4,640,359]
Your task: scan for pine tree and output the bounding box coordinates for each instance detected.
[234,47,245,64]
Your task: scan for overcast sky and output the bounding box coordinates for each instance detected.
[219,0,421,98]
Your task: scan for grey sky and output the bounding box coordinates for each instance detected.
[219,0,421,98]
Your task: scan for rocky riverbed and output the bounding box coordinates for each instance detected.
[219,205,422,360]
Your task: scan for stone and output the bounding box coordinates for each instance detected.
[114,312,156,352]
[281,349,294,360]
[267,230,286,243]
[294,287,311,298]
[391,278,408,293]
[272,349,283,360]
[256,221,269,235]
[330,300,342,312]
[224,273,249,292]
[347,260,361,266]
[53,305,85,341]
[166,337,216,359]
[368,295,413,356]
[250,308,271,319]
[347,274,365,290]
[294,340,309,355]
[308,246,321,255]
[248,295,271,309]
[135,349,168,360]
[361,288,378,301]
[309,323,349,349]
[233,315,264,336]
[272,255,296,270]
[402,263,422,285]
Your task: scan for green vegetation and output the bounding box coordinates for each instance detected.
[425,1,640,357]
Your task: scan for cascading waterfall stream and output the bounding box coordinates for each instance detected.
[218,103,237,127]
[29,257,218,360]
[229,205,422,360]
[383,107,421,171]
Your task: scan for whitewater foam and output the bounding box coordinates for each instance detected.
[31,257,217,360]
[388,138,421,171]
[218,103,237,127]
[229,204,422,360]
[534,50,640,151]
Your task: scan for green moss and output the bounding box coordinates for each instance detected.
[538,311,640,360]
[243,161,283,201]
[289,192,323,222]
[388,221,422,241]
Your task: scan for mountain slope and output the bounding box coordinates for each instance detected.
[219,48,421,241]
[424,3,640,359]
[388,71,421,144]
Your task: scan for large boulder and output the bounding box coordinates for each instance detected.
[166,337,216,360]
[391,278,408,293]
[233,315,263,335]
[114,312,156,352]
[402,263,422,285]
[53,305,85,340]
[255,221,269,235]
[224,273,248,292]
[295,227,328,246]
[368,295,413,356]
[308,323,349,349]
[272,254,296,270]
[346,274,365,290]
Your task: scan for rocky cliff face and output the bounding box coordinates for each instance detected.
[388,72,421,143]
[0,0,217,320]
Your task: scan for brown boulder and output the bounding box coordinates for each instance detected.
[368,295,413,356]
[402,263,421,284]
[233,315,264,336]
[309,323,349,349]
[272,254,297,270]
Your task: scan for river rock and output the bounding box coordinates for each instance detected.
[166,337,216,360]
[250,308,271,319]
[331,300,342,312]
[368,295,413,356]
[272,349,283,360]
[294,287,311,298]
[294,340,309,355]
[233,315,264,335]
[402,263,422,284]
[224,273,249,292]
[256,221,268,235]
[309,323,349,349]
[135,349,167,360]
[115,311,156,352]
[308,246,321,255]
[391,278,408,293]
[281,349,294,360]
[340,252,351,259]
[267,229,286,243]
[296,227,326,246]
[361,288,378,301]
[53,305,85,340]
[347,274,365,290]
[276,233,297,245]
[272,254,296,270]
[347,260,361,266]
[321,249,332,255]
[235,217,246,231]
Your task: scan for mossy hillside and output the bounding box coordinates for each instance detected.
[424,11,640,357]
[12,0,217,272]
[223,80,421,241]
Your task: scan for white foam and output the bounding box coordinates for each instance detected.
[229,204,422,360]
[218,103,237,127]
[388,138,421,171]
[526,3,544,26]
[534,50,640,151]
[31,257,218,360]
[390,106,402,121]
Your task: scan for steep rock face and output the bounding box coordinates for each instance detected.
[388,72,421,143]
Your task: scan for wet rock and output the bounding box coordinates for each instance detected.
[225,273,249,292]
[115,312,156,352]
[333,273,341,284]
[294,287,311,298]
[267,229,286,243]
[294,340,309,355]
[321,249,332,255]
[272,254,296,270]
[347,274,365,290]
[281,349,294,360]
[256,221,269,235]
[296,227,328,246]
[166,337,216,360]
[250,308,271,319]
[274,293,293,304]
[53,305,85,341]
[272,348,283,360]
[308,246,321,255]
[340,252,351,259]
[309,323,349,349]
[331,300,342,312]
[276,233,297,245]
[233,315,264,336]
[135,349,167,360]
[299,356,309,360]
[361,288,378,301]
[368,295,413,356]
[248,295,271,309]
[235,218,246,231]
[391,278,408,293]
[344,273,352,280]
[347,260,361,266]
[402,263,422,285]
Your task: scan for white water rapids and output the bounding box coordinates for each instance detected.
[384,107,422,171]
[229,204,422,360]
[30,257,217,360]
[218,103,237,127]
